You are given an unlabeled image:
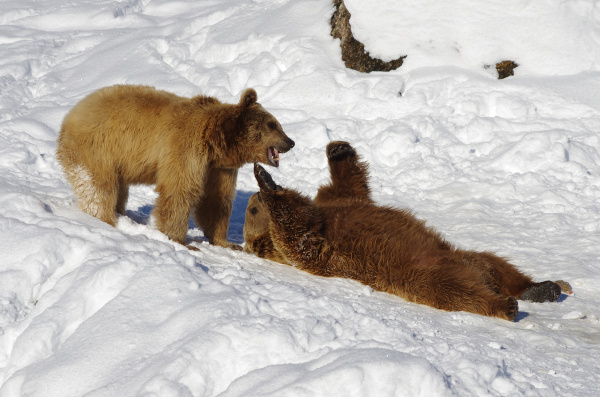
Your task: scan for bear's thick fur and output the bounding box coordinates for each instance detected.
[57,85,294,249]
[244,141,562,321]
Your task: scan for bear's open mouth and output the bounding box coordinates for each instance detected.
[267,147,280,167]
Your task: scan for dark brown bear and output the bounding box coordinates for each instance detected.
[244,141,562,321]
[57,85,294,249]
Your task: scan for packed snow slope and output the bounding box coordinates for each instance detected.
[1,0,600,396]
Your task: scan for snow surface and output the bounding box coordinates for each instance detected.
[1,0,600,396]
[345,0,600,75]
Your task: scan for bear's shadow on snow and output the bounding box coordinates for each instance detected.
[515,292,571,322]
[557,294,569,303]
[514,292,571,322]
[221,189,255,245]
[125,190,255,246]
[514,311,530,322]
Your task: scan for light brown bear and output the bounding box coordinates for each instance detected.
[57,85,294,249]
[244,141,562,321]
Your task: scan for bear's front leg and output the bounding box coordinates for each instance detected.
[194,167,242,250]
[254,164,336,276]
[314,141,372,205]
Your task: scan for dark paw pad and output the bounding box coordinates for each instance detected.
[520,281,561,303]
[254,163,281,191]
[326,141,355,161]
[506,297,518,321]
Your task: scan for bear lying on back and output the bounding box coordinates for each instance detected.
[57,85,294,249]
[244,141,562,321]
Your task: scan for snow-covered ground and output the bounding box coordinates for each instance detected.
[1,0,600,395]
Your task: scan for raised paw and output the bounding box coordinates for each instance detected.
[254,163,282,192]
[326,141,355,161]
[519,281,561,303]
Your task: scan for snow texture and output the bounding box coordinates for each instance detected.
[1,0,599,396]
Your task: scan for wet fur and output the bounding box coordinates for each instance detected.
[245,141,561,320]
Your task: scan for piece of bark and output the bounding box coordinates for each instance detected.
[496,60,518,79]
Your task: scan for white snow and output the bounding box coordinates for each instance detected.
[1,0,600,396]
[345,0,600,75]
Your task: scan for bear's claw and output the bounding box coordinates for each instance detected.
[327,141,355,161]
[254,163,282,192]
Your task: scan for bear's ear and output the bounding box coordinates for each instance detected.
[239,88,258,109]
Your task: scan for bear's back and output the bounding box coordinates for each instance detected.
[62,85,185,136]
[191,95,221,108]
[58,85,192,182]
[78,85,184,122]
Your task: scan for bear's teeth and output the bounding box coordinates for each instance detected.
[268,147,280,166]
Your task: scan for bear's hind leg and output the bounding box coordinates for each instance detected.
[405,265,520,321]
[441,287,519,321]
[489,296,519,321]
[519,281,561,303]
[64,163,119,226]
[473,252,560,301]
[441,286,519,321]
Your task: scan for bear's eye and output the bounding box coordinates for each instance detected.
[250,207,258,215]
[267,122,277,130]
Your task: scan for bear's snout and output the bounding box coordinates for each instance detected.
[266,136,294,167]
[283,137,295,151]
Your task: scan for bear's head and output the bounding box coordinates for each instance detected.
[243,191,288,264]
[243,192,271,247]
[235,88,295,168]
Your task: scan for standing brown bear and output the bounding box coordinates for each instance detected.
[57,85,294,249]
[244,141,562,321]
